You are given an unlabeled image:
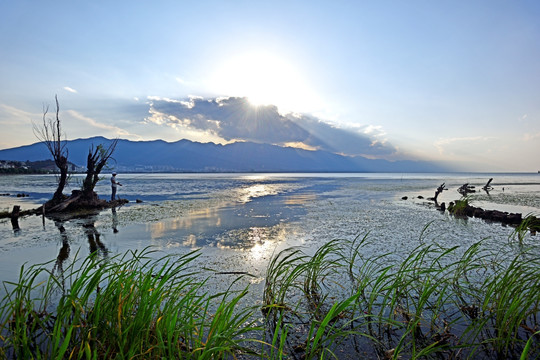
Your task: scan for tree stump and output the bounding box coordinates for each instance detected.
[10,205,21,231]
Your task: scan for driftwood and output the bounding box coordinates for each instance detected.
[448,201,527,226]
[48,193,82,213]
[431,182,448,202]
[483,178,494,191]
[458,183,475,196]
[10,205,20,231]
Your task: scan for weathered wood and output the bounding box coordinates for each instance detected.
[10,205,21,230]
[458,183,475,196]
[433,182,447,201]
[483,178,494,191]
[11,205,20,218]
[47,194,82,213]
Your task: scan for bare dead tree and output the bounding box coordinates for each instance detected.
[32,95,69,205]
[483,178,494,191]
[433,182,447,202]
[81,139,119,201]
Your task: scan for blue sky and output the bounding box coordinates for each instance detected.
[1,1,539,171]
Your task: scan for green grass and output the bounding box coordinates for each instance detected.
[511,213,540,243]
[262,235,540,359]
[0,249,260,359]
[448,196,470,216]
[2,234,540,359]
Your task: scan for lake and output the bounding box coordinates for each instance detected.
[1,172,540,293]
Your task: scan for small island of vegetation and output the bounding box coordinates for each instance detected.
[0,96,127,222]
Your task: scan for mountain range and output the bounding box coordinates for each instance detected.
[0,137,448,173]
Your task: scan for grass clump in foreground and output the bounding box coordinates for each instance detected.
[2,235,540,359]
[0,249,258,359]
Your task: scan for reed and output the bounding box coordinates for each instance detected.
[511,213,540,243]
[0,248,261,359]
[262,234,540,359]
[2,232,540,359]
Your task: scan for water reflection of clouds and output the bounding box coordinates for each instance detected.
[140,179,309,252]
[183,234,197,247]
[237,184,280,203]
[146,205,224,240]
[217,226,268,253]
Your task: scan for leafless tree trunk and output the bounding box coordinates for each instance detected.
[81,139,118,200]
[483,178,494,191]
[433,182,447,202]
[32,95,69,205]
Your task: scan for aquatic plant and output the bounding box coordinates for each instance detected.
[448,196,470,216]
[263,235,540,359]
[511,213,540,243]
[2,235,540,359]
[0,248,260,359]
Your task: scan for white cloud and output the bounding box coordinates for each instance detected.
[0,104,38,124]
[0,104,39,149]
[362,125,387,138]
[66,110,139,138]
[63,86,78,94]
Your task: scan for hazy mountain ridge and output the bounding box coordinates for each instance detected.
[0,137,448,173]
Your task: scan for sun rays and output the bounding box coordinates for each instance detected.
[208,51,318,113]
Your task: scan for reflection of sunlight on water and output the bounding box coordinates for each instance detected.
[242,175,268,181]
[239,184,269,203]
[216,226,288,255]
[237,184,281,203]
[250,241,269,261]
[284,193,317,205]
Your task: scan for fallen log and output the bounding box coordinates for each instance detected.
[447,200,526,226]
[458,183,475,196]
[48,193,82,213]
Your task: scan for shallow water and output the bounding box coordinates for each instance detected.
[1,172,539,294]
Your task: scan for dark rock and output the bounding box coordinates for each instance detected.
[506,213,522,225]
[473,207,485,218]
[417,195,424,199]
[136,199,143,203]
[440,202,446,212]
[401,196,408,200]
[491,210,505,222]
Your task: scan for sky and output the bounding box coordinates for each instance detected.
[1,0,539,172]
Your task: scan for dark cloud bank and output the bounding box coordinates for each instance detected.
[147,96,396,158]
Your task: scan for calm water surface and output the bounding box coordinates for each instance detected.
[1,172,539,293]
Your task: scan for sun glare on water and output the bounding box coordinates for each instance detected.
[209,51,318,113]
